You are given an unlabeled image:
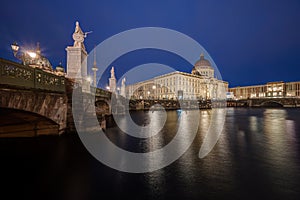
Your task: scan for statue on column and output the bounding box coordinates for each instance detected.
[72,21,86,51]
[110,67,115,78]
[109,66,117,93]
[121,77,126,97]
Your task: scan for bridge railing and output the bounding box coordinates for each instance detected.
[0,58,65,93]
[93,87,111,99]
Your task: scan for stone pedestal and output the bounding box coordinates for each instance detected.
[66,46,87,79]
[66,46,90,93]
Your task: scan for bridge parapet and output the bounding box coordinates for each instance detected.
[0,58,65,93]
[94,87,111,99]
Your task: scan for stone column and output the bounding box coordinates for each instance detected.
[66,21,90,93]
[109,67,117,93]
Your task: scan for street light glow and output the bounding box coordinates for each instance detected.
[27,51,37,58]
[86,76,92,82]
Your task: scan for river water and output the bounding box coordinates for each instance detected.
[1,108,300,200]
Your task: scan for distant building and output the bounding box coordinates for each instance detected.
[126,53,228,100]
[229,81,300,99]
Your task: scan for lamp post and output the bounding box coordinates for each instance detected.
[11,42,19,57]
[11,42,38,65]
[11,42,25,64]
[152,85,156,99]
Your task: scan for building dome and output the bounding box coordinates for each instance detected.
[194,53,213,69]
[55,64,64,72]
[55,64,65,76]
[23,43,53,72]
[28,56,53,71]
[191,53,214,78]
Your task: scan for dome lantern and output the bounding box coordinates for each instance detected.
[191,53,214,78]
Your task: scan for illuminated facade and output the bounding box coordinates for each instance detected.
[229,81,300,99]
[126,54,228,100]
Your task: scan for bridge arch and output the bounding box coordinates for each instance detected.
[0,107,60,137]
[260,100,283,107]
[0,89,67,135]
[95,99,111,115]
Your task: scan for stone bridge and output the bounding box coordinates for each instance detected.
[227,98,300,107]
[0,58,112,137]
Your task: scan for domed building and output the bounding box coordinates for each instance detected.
[55,63,65,76]
[191,53,214,78]
[126,52,228,100]
[23,43,54,72]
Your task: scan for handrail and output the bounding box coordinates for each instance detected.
[0,58,65,93]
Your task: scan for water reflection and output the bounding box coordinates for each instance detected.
[1,108,300,199]
[262,109,299,195]
[105,108,300,198]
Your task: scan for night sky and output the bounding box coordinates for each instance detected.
[0,0,300,87]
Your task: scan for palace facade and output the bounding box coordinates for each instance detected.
[126,53,228,100]
[229,81,300,99]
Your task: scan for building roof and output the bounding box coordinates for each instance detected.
[194,53,213,69]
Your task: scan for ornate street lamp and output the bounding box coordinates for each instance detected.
[10,42,34,65]
[10,42,54,73]
[11,42,26,64]
[11,42,19,57]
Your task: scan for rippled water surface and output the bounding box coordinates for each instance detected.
[1,108,300,200]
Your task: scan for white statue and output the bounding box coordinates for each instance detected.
[109,66,117,93]
[72,21,91,51]
[110,67,115,78]
[121,77,126,86]
[121,77,126,97]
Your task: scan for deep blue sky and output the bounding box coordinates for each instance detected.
[0,0,300,87]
